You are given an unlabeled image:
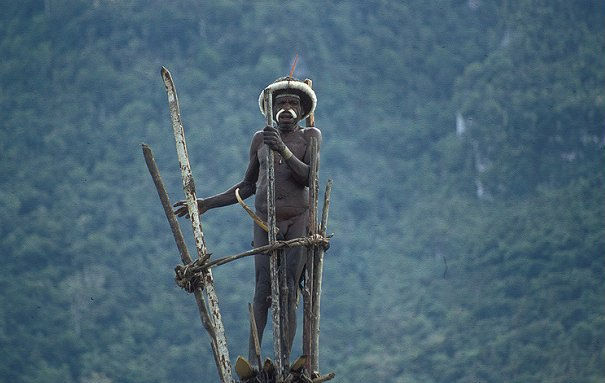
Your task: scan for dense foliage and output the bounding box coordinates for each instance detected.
[1,1,603,382]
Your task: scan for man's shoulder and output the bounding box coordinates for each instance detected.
[252,130,264,141]
[250,130,264,150]
[302,126,322,141]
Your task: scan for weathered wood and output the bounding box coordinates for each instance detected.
[142,144,191,265]
[248,303,262,369]
[198,236,329,271]
[311,180,333,372]
[161,66,233,383]
[303,137,319,372]
[303,79,315,127]
[280,246,289,363]
[211,340,226,383]
[264,88,284,377]
[141,144,216,344]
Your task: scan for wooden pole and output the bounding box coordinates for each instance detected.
[264,88,284,377]
[161,67,233,383]
[303,137,319,372]
[304,79,315,128]
[190,236,330,271]
[303,78,318,375]
[311,180,332,372]
[141,144,216,344]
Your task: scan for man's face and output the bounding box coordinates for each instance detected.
[274,94,302,129]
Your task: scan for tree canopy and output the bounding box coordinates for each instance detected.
[1,1,603,382]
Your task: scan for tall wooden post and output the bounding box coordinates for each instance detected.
[264,88,285,378]
[303,78,318,374]
[161,67,233,383]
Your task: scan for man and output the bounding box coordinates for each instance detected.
[174,76,320,364]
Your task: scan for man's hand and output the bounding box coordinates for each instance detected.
[173,198,207,218]
[263,125,286,153]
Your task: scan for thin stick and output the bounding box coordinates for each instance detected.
[161,67,233,383]
[142,144,191,268]
[280,247,289,363]
[311,180,332,372]
[248,303,262,369]
[197,236,329,271]
[303,137,319,372]
[303,79,315,127]
[142,144,216,344]
[264,88,284,377]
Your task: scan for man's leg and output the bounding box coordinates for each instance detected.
[283,212,308,357]
[249,224,270,364]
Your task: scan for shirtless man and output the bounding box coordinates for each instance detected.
[174,76,320,364]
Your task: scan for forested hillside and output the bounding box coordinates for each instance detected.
[1,1,603,382]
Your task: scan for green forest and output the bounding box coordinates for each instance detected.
[1,1,603,382]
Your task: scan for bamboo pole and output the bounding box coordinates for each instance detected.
[264,88,284,377]
[161,67,233,383]
[311,180,332,372]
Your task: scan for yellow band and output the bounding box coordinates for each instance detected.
[282,147,293,160]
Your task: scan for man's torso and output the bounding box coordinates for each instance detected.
[254,127,310,221]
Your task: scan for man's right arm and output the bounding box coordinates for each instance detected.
[174,132,261,217]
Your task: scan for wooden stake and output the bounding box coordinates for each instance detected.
[264,88,284,378]
[303,137,319,372]
[161,67,233,383]
[142,144,216,345]
[303,79,315,128]
[311,180,332,372]
[303,78,317,373]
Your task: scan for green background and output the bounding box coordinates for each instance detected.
[1,1,603,382]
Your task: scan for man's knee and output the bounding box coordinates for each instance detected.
[254,280,271,307]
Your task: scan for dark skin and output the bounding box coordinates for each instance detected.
[174,93,321,362]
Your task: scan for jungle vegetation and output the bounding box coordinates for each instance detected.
[1,1,603,382]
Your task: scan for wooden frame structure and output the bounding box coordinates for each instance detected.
[142,67,334,383]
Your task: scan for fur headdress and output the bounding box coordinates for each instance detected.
[258,76,317,121]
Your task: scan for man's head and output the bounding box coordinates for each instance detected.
[259,76,316,127]
[274,93,302,129]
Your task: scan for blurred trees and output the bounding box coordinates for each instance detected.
[1,1,603,382]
